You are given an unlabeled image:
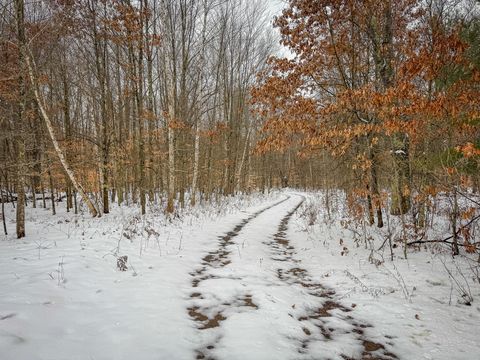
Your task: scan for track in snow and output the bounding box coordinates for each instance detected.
[188,194,398,360]
[188,196,290,359]
[266,195,398,360]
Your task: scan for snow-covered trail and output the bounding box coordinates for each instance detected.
[0,192,292,360]
[2,190,478,360]
[187,193,397,360]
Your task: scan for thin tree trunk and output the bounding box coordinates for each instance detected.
[25,53,99,217]
[391,134,411,215]
[41,178,46,209]
[31,179,36,209]
[48,164,56,216]
[74,190,78,214]
[15,0,26,238]
[1,189,7,235]
[62,64,73,212]
[137,35,146,215]
[191,122,200,206]
[369,144,384,228]
[236,128,251,192]
[167,122,175,213]
[190,0,209,206]
[366,185,375,226]
[451,188,460,255]
[92,5,110,215]
[146,26,156,203]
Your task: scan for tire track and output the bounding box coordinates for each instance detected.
[267,195,398,360]
[188,195,290,359]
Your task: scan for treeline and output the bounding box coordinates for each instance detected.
[253,0,480,255]
[0,0,317,238]
[2,0,479,252]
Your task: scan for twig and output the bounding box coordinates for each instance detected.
[407,214,480,247]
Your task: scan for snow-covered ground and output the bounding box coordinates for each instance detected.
[0,191,479,360]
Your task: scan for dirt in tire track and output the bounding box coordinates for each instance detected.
[187,195,291,359]
[268,195,398,360]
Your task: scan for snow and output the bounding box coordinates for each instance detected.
[0,191,479,360]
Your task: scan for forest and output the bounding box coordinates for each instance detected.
[0,0,479,359]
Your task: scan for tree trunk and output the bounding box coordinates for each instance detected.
[191,122,200,206]
[167,122,175,213]
[190,0,209,206]
[391,134,411,215]
[25,54,99,217]
[31,179,36,209]
[48,163,56,216]
[369,145,384,228]
[371,1,411,215]
[15,0,26,238]
[236,128,251,192]
[61,64,73,212]
[366,185,375,226]
[1,189,7,235]
[92,5,110,215]
[136,2,146,215]
[451,188,460,256]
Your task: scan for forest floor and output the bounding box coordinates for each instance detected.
[0,191,479,360]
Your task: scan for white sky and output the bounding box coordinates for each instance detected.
[265,0,292,58]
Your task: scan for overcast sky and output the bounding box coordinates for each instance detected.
[265,0,286,28]
[267,0,286,14]
[264,0,292,58]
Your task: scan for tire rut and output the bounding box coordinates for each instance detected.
[267,196,398,360]
[188,195,290,359]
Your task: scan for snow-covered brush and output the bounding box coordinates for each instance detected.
[441,257,473,306]
[344,270,395,299]
[48,256,66,286]
[116,255,128,272]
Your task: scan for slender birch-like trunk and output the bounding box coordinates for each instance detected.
[25,54,99,218]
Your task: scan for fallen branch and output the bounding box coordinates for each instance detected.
[407,214,480,247]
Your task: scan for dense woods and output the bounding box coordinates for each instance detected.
[1,0,479,258]
[1,0,282,233]
[253,0,480,256]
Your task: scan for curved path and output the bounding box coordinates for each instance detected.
[187,194,397,360]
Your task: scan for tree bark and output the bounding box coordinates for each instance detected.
[191,0,209,206]
[61,63,73,212]
[15,0,26,238]
[369,144,384,228]
[1,189,7,235]
[25,54,99,217]
[48,161,56,216]
[167,116,175,213]
[91,4,110,215]
[191,122,200,206]
[369,1,411,215]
